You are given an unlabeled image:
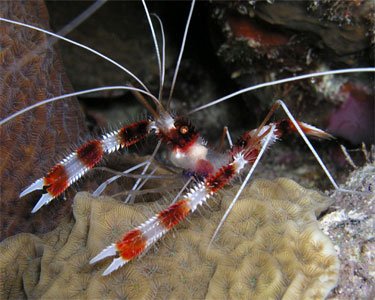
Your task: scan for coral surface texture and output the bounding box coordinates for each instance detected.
[0,178,339,299]
[0,1,87,240]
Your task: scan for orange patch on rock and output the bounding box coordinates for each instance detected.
[228,16,289,47]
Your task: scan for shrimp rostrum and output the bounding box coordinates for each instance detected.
[1,0,374,276]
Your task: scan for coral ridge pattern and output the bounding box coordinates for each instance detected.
[0,178,339,299]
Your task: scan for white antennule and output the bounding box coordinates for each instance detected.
[168,0,196,105]
[57,0,107,37]
[125,140,162,203]
[151,13,166,101]
[0,86,158,126]
[92,161,149,197]
[0,17,150,93]
[141,1,164,100]
[188,68,375,114]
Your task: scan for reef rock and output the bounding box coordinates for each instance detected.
[0,178,339,299]
[211,1,374,145]
[323,164,375,299]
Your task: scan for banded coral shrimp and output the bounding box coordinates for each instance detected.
[0,0,374,292]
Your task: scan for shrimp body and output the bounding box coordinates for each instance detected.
[91,112,333,275]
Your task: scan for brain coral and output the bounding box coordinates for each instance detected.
[0,178,339,299]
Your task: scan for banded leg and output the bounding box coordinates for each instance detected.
[20,119,152,213]
[90,149,251,275]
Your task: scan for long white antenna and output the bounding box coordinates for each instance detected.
[142,0,162,95]
[125,140,162,203]
[92,161,149,196]
[0,86,158,126]
[0,17,150,92]
[151,13,166,101]
[188,68,375,114]
[168,0,196,104]
[57,0,107,37]
[172,177,193,204]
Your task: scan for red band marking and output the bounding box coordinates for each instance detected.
[195,159,215,177]
[158,199,191,230]
[118,120,149,147]
[44,164,69,197]
[161,117,199,153]
[206,164,235,193]
[116,229,147,261]
[171,131,199,153]
[76,140,103,168]
[243,148,259,164]
[276,119,332,140]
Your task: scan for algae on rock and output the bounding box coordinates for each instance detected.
[0,178,339,299]
[323,164,375,299]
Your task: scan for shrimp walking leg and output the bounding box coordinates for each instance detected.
[20,120,152,213]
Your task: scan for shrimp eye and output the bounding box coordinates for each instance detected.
[180,126,189,135]
[236,138,247,148]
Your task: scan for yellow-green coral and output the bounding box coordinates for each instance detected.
[0,178,339,299]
